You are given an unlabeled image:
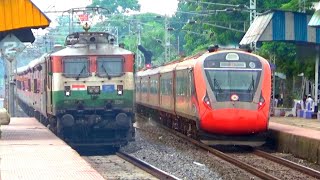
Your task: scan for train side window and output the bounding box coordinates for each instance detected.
[150,78,158,94]
[28,79,31,92]
[160,75,172,95]
[17,81,21,90]
[47,57,52,89]
[34,79,38,93]
[22,81,25,90]
[154,79,158,94]
[176,70,188,97]
[141,77,149,93]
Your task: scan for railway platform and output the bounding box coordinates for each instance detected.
[269,116,320,165]
[0,118,105,180]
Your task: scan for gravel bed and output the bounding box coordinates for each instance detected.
[121,118,258,180]
[83,155,157,180]
[228,152,317,180]
[276,153,320,172]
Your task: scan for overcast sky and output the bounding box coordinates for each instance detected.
[31,0,178,15]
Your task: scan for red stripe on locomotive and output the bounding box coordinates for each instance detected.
[51,55,134,73]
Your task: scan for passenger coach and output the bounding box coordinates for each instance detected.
[136,46,271,146]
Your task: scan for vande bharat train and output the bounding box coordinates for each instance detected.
[136,46,271,146]
[16,31,135,148]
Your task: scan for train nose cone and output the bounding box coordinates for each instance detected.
[61,114,75,127]
[201,109,266,135]
[116,113,130,129]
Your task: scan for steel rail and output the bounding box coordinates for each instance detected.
[254,149,320,179]
[116,151,180,180]
[135,117,280,180]
[136,115,320,179]
[156,125,279,180]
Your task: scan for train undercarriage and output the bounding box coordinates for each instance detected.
[18,99,135,148]
[136,104,266,147]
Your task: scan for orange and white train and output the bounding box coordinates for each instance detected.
[136,47,271,146]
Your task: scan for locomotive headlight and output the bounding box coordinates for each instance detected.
[230,94,239,101]
[65,86,71,97]
[258,93,266,110]
[87,86,100,95]
[117,85,123,96]
[203,93,212,109]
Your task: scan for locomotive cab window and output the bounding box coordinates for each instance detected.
[97,57,123,77]
[62,57,89,78]
[204,53,262,102]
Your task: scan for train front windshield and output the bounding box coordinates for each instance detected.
[206,70,261,102]
[204,52,263,102]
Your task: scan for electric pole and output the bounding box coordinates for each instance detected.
[250,0,257,51]
[164,16,171,63]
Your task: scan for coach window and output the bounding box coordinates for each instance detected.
[97,57,123,77]
[63,57,89,78]
[141,78,149,93]
[176,71,188,97]
[22,81,25,90]
[150,79,158,94]
[161,78,172,95]
[34,79,38,93]
[28,79,31,91]
[17,80,21,90]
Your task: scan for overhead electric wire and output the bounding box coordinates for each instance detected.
[179,0,244,8]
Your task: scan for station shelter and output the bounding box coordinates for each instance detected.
[240,9,320,118]
[0,0,50,116]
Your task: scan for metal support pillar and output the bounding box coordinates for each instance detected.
[315,46,319,113]
[8,59,15,116]
[250,0,257,51]
[270,54,276,112]
[136,22,142,69]
[164,16,170,62]
[249,0,257,25]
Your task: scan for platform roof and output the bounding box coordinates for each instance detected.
[0,0,50,43]
[240,10,320,46]
[309,9,320,27]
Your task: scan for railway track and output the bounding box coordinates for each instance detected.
[83,150,179,180]
[116,151,180,180]
[135,114,320,180]
[252,149,320,179]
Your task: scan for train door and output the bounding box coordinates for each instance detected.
[187,68,193,116]
[40,63,46,115]
[46,57,53,114]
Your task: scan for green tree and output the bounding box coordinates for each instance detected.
[257,0,319,106]
[90,0,140,14]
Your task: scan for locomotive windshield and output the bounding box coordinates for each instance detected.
[97,57,123,77]
[204,52,262,102]
[206,70,261,102]
[63,57,89,78]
